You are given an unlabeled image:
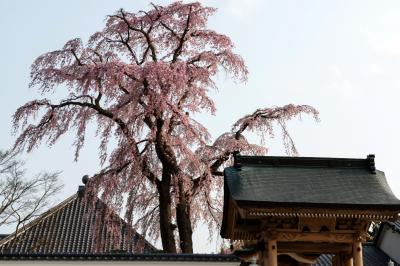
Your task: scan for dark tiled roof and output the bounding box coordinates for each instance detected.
[388,220,400,233]
[315,253,332,265]
[0,234,9,241]
[315,244,399,266]
[0,253,240,262]
[0,245,396,265]
[0,191,156,254]
[394,220,400,229]
[224,155,400,208]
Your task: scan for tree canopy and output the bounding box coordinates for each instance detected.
[12,1,318,253]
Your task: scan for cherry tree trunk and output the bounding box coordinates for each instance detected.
[158,181,177,253]
[176,180,193,253]
[176,202,193,252]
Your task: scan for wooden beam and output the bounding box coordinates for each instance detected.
[275,232,354,243]
[245,207,398,220]
[234,224,262,232]
[277,242,352,253]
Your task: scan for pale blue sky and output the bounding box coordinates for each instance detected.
[1,0,400,252]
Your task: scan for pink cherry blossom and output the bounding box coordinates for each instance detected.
[12,2,318,253]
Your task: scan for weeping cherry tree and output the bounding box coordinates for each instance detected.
[12,2,319,253]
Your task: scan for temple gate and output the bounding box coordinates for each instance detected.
[221,154,400,266]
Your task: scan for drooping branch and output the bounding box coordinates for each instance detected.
[233,104,319,154]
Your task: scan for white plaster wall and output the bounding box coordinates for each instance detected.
[378,224,400,263]
[0,261,240,266]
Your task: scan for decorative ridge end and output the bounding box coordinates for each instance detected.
[233,151,242,170]
[82,175,89,185]
[367,154,376,174]
[78,175,89,197]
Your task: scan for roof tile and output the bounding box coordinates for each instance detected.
[0,193,156,254]
[225,155,400,207]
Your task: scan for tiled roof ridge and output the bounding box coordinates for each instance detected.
[0,194,78,247]
[0,252,240,261]
[233,154,376,173]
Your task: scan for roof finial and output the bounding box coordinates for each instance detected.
[78,175,90,197]
[367,154,376,174]
[233,151,242,170]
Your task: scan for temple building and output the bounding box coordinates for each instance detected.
[0,179,240,266]
[221,154,400,266]
[0,183,157,254]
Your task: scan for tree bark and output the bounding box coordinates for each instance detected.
[158,180,177,253]
[176,179,193,253]
[154,118,193,253]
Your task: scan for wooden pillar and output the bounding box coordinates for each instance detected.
[353,241,363,266]
[332,254,338,266]
[261,242,268,266]
[267,239,278,266]
[262,246,268,266]
[337,254,343,266]
[343,253,353,266]
[332,254,342,266]
[263,256,268,266]
[333,253,353,266]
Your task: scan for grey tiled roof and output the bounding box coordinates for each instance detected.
[224,155,400,208]
[394,220,400,229]
[388,220,400,233]
[0,191,156,254]
[315,244,399,266]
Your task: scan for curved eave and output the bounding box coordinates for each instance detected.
[234,199,400,212]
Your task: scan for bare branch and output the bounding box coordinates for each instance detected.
[0,150,63,231]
